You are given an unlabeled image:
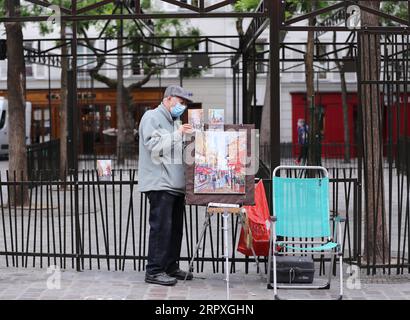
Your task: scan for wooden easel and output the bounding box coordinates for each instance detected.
[184,202,248,300]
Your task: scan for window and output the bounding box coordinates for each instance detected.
[24,42,35,78]
[131,56,143,76]
[165,57,179,77]
[179,0,199,6]
[0,60,6,80]
[77,44,96,79]
[256,40,267,73]
[316,44,328,80]
[31,107,51,143]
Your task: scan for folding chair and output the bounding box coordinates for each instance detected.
[267,166,344,300]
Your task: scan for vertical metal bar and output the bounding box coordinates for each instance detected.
[242,54,248,124]
[12,172,18,267]
[138,187,143,272]
[119,170,123,265]
[253,41,257,126]
[72,0,81,272]
[0,173,9,267]
[46,174,50,267]
[201,215,208,273]
[96,172,109,269]
[183,205,191,269]
[63,170,67,269]
[385,35,393,274]
[188,206,193,268]
[91,171,101,270]
[20,171,24,267]
[208,212,216,273]
[39,172,43,268]
[69,173,74,269]
[356,31,363,269]
[32,178,38,267]
[56,177,62,268]
[130,170,137,270]
[81,170,85,269]
[103,173,109,270]
[49,178,57,267]
[143,191,148,270]
[268,0,281,172]
[111,171,117,270]
[233,66,237,124]
[87,170,92,269]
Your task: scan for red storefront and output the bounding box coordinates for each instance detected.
[291,92,410,159]
[291,92,359,158]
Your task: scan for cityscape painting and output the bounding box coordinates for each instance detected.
[208,109,224,130]
[188,109,204,132]
[194,130,247,194]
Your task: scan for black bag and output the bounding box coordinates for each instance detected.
[271,256,315,284]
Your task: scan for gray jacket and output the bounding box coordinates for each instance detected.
[137,103,185,194]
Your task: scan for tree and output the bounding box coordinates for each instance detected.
[77,2,202,164]
[4,0,28,205]
[359,0,388,264]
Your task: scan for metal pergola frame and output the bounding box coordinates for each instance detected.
[2,0,409,174]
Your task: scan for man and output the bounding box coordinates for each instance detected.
[138,85,193,286]
[295,118,309,165]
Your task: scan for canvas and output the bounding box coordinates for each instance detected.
[97,160,112,180]
[188,109,204,132]
[208,109,224,130]
[194,130,246,194]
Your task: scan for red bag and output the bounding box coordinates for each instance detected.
[237,180,271,256]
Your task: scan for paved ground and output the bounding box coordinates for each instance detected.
[0,265,409,300]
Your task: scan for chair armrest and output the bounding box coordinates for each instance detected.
[331,216,346,223]
[330,210,346,223]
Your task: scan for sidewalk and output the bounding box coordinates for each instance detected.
[0,266,409,300]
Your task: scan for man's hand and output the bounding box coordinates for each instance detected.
[178,123,193,135]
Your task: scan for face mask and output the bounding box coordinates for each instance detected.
[170,102,186,118]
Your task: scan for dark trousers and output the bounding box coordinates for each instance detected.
[145,191,185,275]
[298,144,309,163]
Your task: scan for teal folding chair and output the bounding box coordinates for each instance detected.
[267,166,344,300]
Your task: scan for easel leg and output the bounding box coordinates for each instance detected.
[222,209,230,300]
[184,211,212,283]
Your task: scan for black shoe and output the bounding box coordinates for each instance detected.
[145,272,177,286]
[167,269,193,280]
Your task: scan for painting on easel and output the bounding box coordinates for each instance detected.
[194,131,246,194]
[185,124,255,206]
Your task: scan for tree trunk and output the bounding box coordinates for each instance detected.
[359,0,388,264]
[306,2,319,166]
[5,0,28,205]
[116,26,134,165]
[333,31,351,163]
[60,21,68,181]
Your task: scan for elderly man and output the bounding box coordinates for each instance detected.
[138,85,193,286]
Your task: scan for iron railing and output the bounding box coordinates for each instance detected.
[0,168,385,273]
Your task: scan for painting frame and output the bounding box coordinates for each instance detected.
[185,124,255,206]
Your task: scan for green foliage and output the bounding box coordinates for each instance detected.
[234,0,260,12]
[381,1,408,26]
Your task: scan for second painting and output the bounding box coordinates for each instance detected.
[194,130,247,194]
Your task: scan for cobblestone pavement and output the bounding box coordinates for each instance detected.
[0,266,409,300]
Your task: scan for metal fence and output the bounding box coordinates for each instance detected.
[27,140,60,181]
[0,168,408,275]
